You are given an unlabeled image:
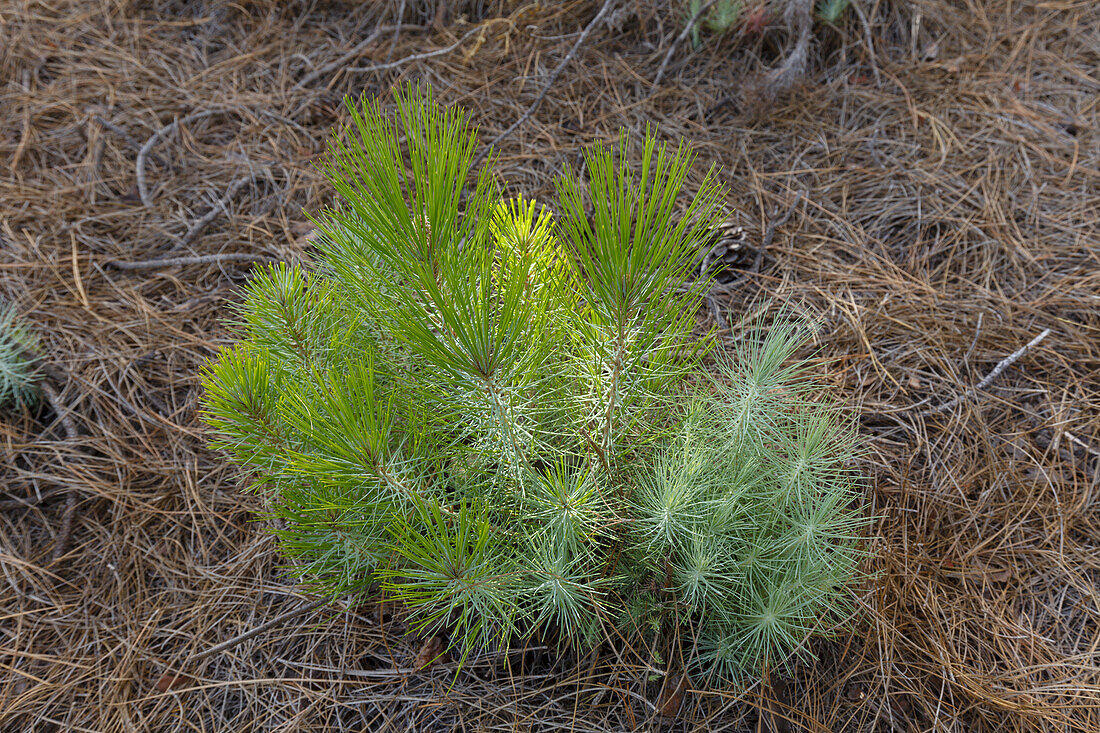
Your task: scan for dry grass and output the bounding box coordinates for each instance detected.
[1,0,1098,730]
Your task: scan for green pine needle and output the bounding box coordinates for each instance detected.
[200,84,872,685]
[0,303,41,408]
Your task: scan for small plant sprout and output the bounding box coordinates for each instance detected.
[0,302,41,408]
[686,0,744,49]
[201,84,871,685]
[817,0,853,24]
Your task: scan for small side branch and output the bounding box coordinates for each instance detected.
[105,252,276,271]
[921,328,1053,417]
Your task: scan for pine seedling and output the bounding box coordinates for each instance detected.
[817,0,853,23]
[685,0,744,49]
[0,303,41,408]
[201,83,870,685]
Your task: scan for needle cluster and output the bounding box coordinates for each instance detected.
[201,85,869,683]
[0,303,40,408]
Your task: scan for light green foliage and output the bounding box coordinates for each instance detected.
[687,0,743,49]
[0,303,40,408]
[201,84,869,683]
[683,0,853,49]
[817,0,853,23]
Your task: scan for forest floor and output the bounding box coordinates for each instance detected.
[1,0,1098,730]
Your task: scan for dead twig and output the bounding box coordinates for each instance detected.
[176,177,251,250]
[752,191,805,274]
[189,597,329,662]
[10,70,32,174]
[136,110,221,207]
[93,114,168,170]
[93,115,147,155]
[2,352,85,558]
[920,328,1053,417]
[386,0,408,64]
[40,380,80,565]
[0,488,66,512]
[345,24,486,75]
[104,252,276,271]
[849,0,882,86]
[295,24,412,89]
[1064,431,1100,459]
[480,0,617,158]
[652,0,721,88]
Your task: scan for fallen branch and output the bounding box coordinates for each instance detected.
[920,328,1053,417]
[189,597,329,662]
[481,0,617,158]
[652,0,721,88]
[104,252,276,271]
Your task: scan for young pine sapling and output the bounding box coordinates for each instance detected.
[201,84,870,684]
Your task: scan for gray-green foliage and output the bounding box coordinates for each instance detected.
[686,0,743,49]
[683,0,854,49]
[816,0,853,23]
[201,84,869,682]
[0,303,40,407]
